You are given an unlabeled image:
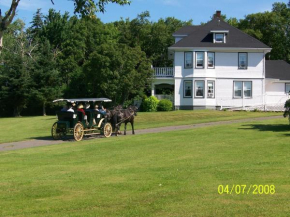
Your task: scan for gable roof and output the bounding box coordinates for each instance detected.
[172,25,200,36]
[170,18,270,49]
[266,60,290,80]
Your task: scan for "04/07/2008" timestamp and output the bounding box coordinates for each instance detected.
[218,185,275,195]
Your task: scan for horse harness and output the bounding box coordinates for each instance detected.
[115,110,135,127]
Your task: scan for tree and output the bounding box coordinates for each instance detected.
[82,43,152,104]
[0,0,130,52]
[0,20,34,116]
[0,0,21,51]
[73,0,130,16]
[114,12,192,67]
[31,40,62,116]
[28,9,44,40]
[238,2,290,62]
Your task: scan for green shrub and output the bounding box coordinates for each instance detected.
[283,99,290,124]
[157,99,173,111]
[123,99,133,108]
[142,96,159,112]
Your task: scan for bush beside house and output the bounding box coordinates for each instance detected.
[157,99,173,111]
[142,96,159,112]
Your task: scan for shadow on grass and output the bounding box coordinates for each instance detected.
[30,134,106,141]
[44,117,57,120]
[240,124,290,134]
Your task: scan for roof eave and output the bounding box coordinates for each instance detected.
[168,47,272,52]
[172,34,188,37]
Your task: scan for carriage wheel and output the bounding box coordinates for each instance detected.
[74,122,84,141]
[102,123,112,138]
[51,122,61,140]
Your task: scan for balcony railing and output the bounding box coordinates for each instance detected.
[153,67,174,77]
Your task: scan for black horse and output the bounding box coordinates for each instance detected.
[110,105,138,135]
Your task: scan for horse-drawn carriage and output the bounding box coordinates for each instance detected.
[51,98,113,141]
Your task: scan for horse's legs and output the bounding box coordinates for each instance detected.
[131,120,135,135]
[124,122,127,135]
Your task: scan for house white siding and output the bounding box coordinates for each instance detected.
[174,51,264,78]
[216,79,263,108]
[265,79,289,105]
[215,52,264,79]
[169,51,271,109]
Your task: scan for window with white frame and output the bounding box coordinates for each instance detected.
[215,33,224,43]
[195,80,205,97]
[184,80,192,98]
[207,81,215,98]
[184,52,193,68]
[234,81,252,98]
[207,52,215,68]
[238,53,248,69]
[196,52,204,68]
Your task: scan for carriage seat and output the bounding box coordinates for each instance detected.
[56,111,75,121]
[56,111,76,128]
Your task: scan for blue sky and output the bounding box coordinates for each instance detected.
[0,0,289,26]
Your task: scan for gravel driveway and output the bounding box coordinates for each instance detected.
[0,116,282,152]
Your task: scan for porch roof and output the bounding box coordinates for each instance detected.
[266,60,290,80]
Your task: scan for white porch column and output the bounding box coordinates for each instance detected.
[151,83,155,96]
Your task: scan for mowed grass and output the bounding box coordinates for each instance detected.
[0,110,281,143]
[0,118,290,216]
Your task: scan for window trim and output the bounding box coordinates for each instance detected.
[207,80,215,98]
[233,81,252,99]
[207,52,215,69]
[183,80,192,98]
[184,52,193,69]
[238,52,248,70]
[195,51,205,69]
[194,80,205,98]
[286,83,290,94]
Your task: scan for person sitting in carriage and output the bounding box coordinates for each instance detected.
[95,103,107,116]
[77,104,86,116]
[67,104,74,112]
[85,102,91,110]
[61,105,68,111]
[78,103,89,125]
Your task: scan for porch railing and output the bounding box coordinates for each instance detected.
[153,67,174,77]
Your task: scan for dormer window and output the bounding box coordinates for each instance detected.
[211,30,229,43]
[215,34,224,43]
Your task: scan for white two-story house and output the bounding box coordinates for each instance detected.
[152,11,290,111]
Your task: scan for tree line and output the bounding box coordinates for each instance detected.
[0,1,289,117]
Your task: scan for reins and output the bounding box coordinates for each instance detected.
[115,110,135,126]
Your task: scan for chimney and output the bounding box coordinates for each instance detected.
[216,10,221,18]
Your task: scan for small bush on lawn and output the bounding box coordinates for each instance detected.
[142,96,159,112]
[157,99,173,111]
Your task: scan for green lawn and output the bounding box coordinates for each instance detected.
[0,118,290,216]
[0,110,282,143]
